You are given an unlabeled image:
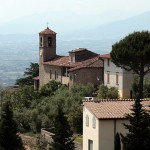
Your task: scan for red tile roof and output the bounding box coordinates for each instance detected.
[43,55,103,71]
[39,27,56,35]
[43,55,82,67]
[100,53,110,59]
[69,56,103,72]
[69,48,87,53]
[83,99,150,119]
[33,76,39,80]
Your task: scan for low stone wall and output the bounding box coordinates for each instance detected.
[41,128,82,150]
[41,128,54,143]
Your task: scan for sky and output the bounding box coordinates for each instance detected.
[0,0,150,25]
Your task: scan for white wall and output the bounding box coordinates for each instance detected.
[83,106,129,150]
[103,58,133,98]
[99,119,129,150]
[83,106,99,150]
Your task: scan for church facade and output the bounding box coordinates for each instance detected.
[34,27,104,89]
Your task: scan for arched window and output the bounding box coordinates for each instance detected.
[48,37,52,47]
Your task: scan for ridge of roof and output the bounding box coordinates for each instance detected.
[83,98,150,102]
[39,27,56,35]
[69,48,87,53]
[69,55,103,72]
[100,53,110,59]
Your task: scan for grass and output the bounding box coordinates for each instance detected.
[22,131,40,137]
[75,135,83,145]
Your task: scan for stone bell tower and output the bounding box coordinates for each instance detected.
[39,27,56,88]
[39,27,56,62]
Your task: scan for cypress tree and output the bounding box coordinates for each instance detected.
[50,104,75,150]
[0,101,24,150]
[121,97,150,150]
[115,132,121,150]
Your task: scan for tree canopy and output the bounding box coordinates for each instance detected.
[0,101,24,150]
[15,62,39,86]
[111,31,150,98]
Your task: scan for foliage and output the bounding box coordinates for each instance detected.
[131,76,150,98]
[50,104,75,150]
[121,98,150,150]
[40,80,62,97]
[111,31,150,99]
[36,135,49,150]
[9,81,95,135]
[0,101,25,150]
[115,132,121,150]
[15,62,39,86]
[67,104,83,134]
[98,85,119,99]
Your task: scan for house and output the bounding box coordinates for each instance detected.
[83,98,150,150]
[100,54,134,98]
[34,27,104,89]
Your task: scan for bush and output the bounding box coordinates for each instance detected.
[98,85,119,99]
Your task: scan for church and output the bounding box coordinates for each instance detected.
[34,27,104,89]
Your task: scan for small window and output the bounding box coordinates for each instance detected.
[50,70,52,79]
[86,115,89,127]
[116,73,119,85]
[92,117,96,129]
[88,140,93,150]
[55,71,57,80]
[48,37,52,47]
[70,75,72,80]
[107,59,110,66]
[107,72,110,84]
[71,56,73,62]
[40,37,43,47]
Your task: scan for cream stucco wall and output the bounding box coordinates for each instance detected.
[103,58,133,98]
[83,106,100,150]
[83,106,129,150]
[99,119,128,150]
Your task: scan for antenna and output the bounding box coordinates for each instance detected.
[47,22,49,28]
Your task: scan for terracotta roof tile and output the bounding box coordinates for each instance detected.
[39,27,56,35]
[69,48,87,53]
[43,53,104,70]
[43,55,82,67]
[83,99,150,119]
[69,56,103,72]
[33,76,39,80]
[100,53,110,59]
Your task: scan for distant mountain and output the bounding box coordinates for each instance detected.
[0,11,150,86]
[62,11,150,40]
[0,11,102,35]
[0,10,150,41]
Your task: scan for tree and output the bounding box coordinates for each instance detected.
[115,132,121,150]
[111,31,150,99]
[50,104,75,150]
[98,85,119,99]
[131,75,150,98]
[0,101,24,150]
[40,80,62,97]
[15,62,39,86]
[111,31,150,149]
[121,98,150,150]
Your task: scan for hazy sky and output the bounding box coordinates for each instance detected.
[0,0,150,24]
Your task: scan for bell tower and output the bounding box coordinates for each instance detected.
[39,27,56,62]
